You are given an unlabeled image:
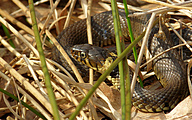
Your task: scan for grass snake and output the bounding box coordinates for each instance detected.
[52,10,189,112]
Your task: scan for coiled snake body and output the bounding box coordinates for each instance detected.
[52,10,189,112]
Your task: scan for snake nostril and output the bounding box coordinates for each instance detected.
[71,49,75,54]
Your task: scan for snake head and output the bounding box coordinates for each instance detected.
[70,44,115,73]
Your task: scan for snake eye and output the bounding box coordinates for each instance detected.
[80,52,86,59]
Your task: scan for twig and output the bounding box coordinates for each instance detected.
[140,43,186,68]
[0,36,21,57]
[63,0,77,29]
[131,13,156,97]
[87,0,94,85]
[39,0,60,36]
[142,0,192,10]
[128,1,192,17]
[50,0,60,34]
[80,0,88,17]
[168,23,192,52]
[48,16,67,31]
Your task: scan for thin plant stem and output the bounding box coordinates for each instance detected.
[122,1,137,119]
[123,0,143,88]
[28,0,60,119]
[111,1,128,120]
[1,23,15,48]
[131,13,156,97]
[123,1,138,61]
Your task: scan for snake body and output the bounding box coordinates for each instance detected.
[52,10,189,112]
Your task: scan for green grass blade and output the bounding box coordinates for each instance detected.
[123,1,144,92]
[123,1,137,62]
[1,23,15,48]
[111,1,129,119]
[122,1,142,119]
[28,0,60,119]
[123,0,143,88]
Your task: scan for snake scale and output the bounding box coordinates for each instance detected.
[52,10,189,112]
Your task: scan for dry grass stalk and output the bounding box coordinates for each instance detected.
[140,43,186,69]
[131,12,156,97]
[63,0,77,29]
[128,1,192,17]
[142,0,192,10]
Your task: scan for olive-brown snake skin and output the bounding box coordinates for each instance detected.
[52,10,189,112]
